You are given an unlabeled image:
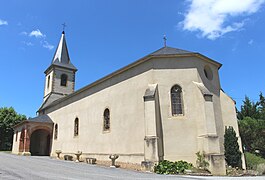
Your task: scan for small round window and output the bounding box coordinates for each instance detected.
[204,65,213,80]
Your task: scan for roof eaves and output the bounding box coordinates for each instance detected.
[193,53,222,69]
[12,120,28,128]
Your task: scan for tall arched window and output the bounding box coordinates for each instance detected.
[171,85,183,115]
[103,108,110,131]
[47,75,50,89]
[74,118,79,136]
[54,124,58,140]
[60,74,68,86]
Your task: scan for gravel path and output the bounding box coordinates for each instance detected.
[0,152,264,180]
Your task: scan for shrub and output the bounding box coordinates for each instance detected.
[196,151,209,170]
[154,160,193,174]
[257,163,265,175]
[245,152,265,170]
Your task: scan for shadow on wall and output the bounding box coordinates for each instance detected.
[156,87,164,161]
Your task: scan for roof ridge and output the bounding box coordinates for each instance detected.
[150,46,193,56]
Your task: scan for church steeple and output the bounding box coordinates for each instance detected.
[50,31,77,71]
[39,31,78,114]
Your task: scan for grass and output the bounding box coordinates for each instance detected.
[245,152,265,170]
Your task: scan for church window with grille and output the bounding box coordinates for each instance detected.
[103,108,110,131]
[171,85,183,115]
[54,124,58,140]
[60,74,68,86]
[74,118,79,136]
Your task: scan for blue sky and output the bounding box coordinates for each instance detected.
[0,0,265,117]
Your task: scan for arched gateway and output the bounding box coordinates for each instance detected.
[30,129,51,156]
[12,115,53,156]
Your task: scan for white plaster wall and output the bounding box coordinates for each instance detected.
[42,54,234,172]
[152,59,199,164]
[48,61,154,163]
[44,70,53,98]
[152,57,223,167]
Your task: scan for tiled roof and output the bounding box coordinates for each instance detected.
[27,115,53,123]
[150,46,193,55]
[13,114,53,128]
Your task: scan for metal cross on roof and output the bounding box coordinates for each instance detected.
[163,35,167,47]
[62,23,67,32]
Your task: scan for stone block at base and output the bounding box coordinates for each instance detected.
[141,161,155,172]
[22,152,31,156]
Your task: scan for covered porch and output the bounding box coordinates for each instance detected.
[12,115,53,156]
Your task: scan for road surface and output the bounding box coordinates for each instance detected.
[0,152,264,180]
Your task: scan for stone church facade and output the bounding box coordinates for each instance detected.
[12,32,245,175]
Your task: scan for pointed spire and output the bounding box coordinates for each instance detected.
[46,32,77,72]
[52,32,70,64]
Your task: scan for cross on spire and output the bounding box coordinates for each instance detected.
[62,23,67,34]
[163,35,167,47]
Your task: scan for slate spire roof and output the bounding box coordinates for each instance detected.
[49,31,77,71]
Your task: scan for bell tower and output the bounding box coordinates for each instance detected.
[39,31,77,114]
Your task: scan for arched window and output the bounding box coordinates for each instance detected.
[60,74,67,86]
[74,118,79,136]
[171,85,183,115]
[47,75,50,89]
[54,124,58,140]
[103,108,110,131]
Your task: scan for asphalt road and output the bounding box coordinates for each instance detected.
[0,152,264,180]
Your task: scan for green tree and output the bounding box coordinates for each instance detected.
[0,107,26,150]
[237,92,265,159]
[238,96,260,120]
[239,117,265,158]
[258,92,265,120]
[224,126,242,168]
[253,119,265,158]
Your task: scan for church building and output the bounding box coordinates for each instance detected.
[12,31,245,175]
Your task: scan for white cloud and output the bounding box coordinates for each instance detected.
[42,41,54,50]
[248,39,254,45]
[29,29,45,38]
[21,29,54,50]
[180,0,265,40]
[22,41,34,46]
[0,19,8,25]
[20,31,28,35]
